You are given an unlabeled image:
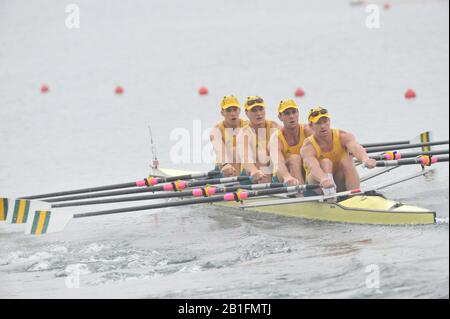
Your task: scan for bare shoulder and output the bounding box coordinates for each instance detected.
[339,130,356,142]
[303,124,313,136]
[271,121,282,129]
[210,124,222,138]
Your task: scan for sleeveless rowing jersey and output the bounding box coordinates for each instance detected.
[277,124,307,159]
[304,129,347,176]
[217,119,248,147]
[243,120,274,150]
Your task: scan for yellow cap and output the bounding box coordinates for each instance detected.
[278,99,298,114]
[220,95,241,110]
[244,96,266,110]
[308,107,330,123]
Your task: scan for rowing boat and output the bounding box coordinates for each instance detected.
[151,167,436,225]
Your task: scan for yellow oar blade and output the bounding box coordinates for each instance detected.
[25,209,73,235]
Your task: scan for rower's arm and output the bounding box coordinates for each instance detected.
[341,131,371,163]
[300,142,327,182]
[210,126,228,166]
[269,134,290,181]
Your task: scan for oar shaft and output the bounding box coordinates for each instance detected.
[375,155,449,167]
[21,171,220,200]
[369,149,449,161]
[22,182,138,200]
[45,176,251,203]
[361,130,431,149]
[365,140,448,153]
[52,183,285,208]
[361,140,409,148]
[72,184,319,219]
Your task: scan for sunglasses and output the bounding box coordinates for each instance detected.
[308,108,328,119]
[247,98,264,106]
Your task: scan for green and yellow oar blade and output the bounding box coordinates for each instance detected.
[420,131,432,152]
[0,198,8,221]
[5,199,51,224]
[25,209,73,235]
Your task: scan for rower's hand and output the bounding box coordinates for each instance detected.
[363,158,377,169]
[250,170,266,183]
[320,177,335,189]
[221,164,236,177]
[283,176,300,186]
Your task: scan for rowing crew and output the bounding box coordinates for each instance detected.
[209,95,377,195]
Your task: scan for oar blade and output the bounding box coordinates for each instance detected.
[0,198,8,221]
[5,199,51,224]
[419,131,433,152]
[25,209,73,235]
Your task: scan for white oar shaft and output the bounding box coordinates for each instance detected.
[373,168,434,190]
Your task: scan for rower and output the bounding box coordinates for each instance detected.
[269,99,313,186]
[210,95,248,177]
[300,107,377,195]
[238,96,282,183]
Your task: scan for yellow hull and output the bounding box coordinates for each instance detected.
[153,167,436,225]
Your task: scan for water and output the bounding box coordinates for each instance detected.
[0,0,448,298]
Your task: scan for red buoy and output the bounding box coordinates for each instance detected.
[405,88,416,99]
[384,3,391,10]
[198,86,209,95]
[40,84,49,93]
[115,86,124,95]
[294,88,305,97]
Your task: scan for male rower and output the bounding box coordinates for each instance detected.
[238,96,281,183]
[210,95,248,177]
[269,99,313,186]
[300,107,377,195]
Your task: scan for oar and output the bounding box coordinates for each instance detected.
[24,184,320,235]
[0,198,8,221]
[365,140,448,154]
[49,183,286,208]
[2,175,252,224]
[373,155,449,167]
[40,176,250,203]
[368,149,448,161]
[359,166,400,183]
[241,168,433,209]
[21,171,221,200]
[360,130,432,148]
[356,150,446,181]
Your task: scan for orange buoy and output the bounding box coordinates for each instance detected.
[405,88,416,99]
[294,88,305,97]
[198,86,209,95]
[40,84,49,93]
[115,86,124,95]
